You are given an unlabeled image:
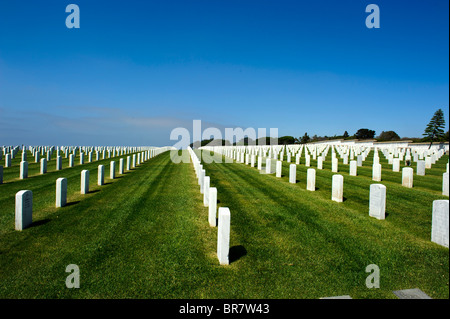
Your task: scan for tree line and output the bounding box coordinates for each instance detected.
[191,109,448,147]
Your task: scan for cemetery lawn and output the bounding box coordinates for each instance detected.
[0,151,448,299]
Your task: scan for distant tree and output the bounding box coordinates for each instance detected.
[300,133,311,144]
[278,136,296,145]
[343,131,349,138]
[445,130,449,141]
[423,109,446,149]
[234,137,255,146]
[355,128,376,140]
[377,131,401,141]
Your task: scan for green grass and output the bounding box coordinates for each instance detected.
[194,149,449,299]
[0,149,448,299]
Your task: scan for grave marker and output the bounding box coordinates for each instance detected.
[217,207,231,265]
[307,168,316,191]
[402,167,413,188]
[81,170,89,194]
[98,165,105,186]
[369,184,386,220]
[332,174,344,203]
[208,187,217,227]
[289,164,296,183]
[431,200,449,247]
[56,177,67,208]
[15,190,33,230]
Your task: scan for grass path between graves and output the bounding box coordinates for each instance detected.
[195,150,449,299]
[0,150,215,298]
[0,150,448,299]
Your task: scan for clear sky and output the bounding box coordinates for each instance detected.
[0,0,448,146]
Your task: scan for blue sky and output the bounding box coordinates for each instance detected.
[0,0,448,146]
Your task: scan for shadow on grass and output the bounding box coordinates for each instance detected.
[229,245,247,264]
[65,201,81,207]
[31,219,51,228]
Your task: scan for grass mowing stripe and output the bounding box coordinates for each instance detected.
[197,150,448,299]
[0,151,221,298]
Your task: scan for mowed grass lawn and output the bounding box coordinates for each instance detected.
[195,149,449,299]
[0,149,448,299]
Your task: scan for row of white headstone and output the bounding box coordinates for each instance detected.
[13,147,170,230]
[187,146,230,266]
[202,143,447,172]
[1,148,164,183]
[210,148,450,248]
[2,145,159,168]
[205,145,449,196]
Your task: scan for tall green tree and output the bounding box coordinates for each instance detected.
[377,131,401,141]
[355,128,376,140]
[423,108,446,149]
[300,132,310,144]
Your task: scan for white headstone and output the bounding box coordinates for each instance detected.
[40,158,47,174]
[208,187,217,227]
[402,167,413,188]
[289,164,296,184]
[332,158,338,173]
[317,157,323,170]
[81,170,89,194]
[276,160,282,177]
[56,155,62,171]
[15,190,33,230]
[110,161,116,180]
[349,160,357,176]
[417,160,426,176]
[332,174,344,203]
[217,207,231,265]
[203,176,210,207]
[307,168,316,191]
[425,156,432,169]
[20,161,28,179]
[119,158,124,175]
[357,155,363,167]
[372,163,382,182]
[266,158,272,174]
[369,184,386,220]
[98,165,105,186]
[127,156,131,171]
[431,200,449,248]
[199,169,205,194]
[56,177,67,208]
[69,154,74,167]
[5,154,11,167]
[392,158,400,172]
[443,173,449,197]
